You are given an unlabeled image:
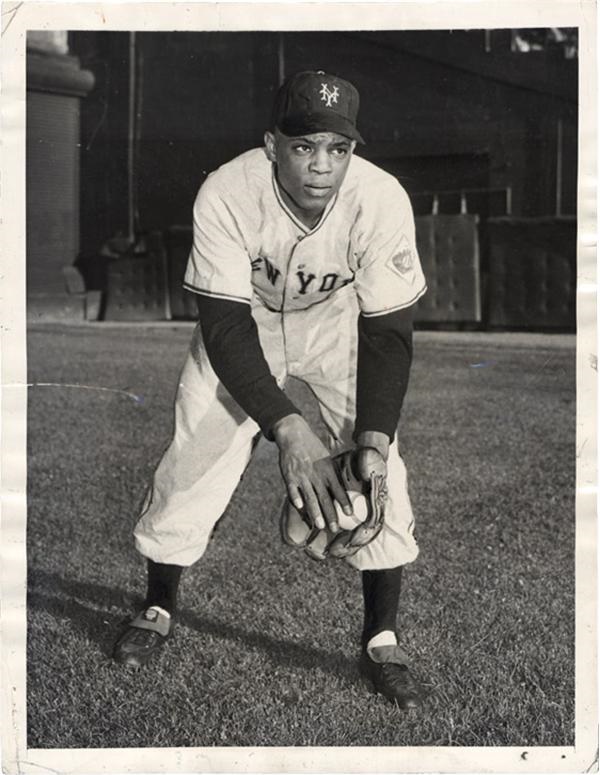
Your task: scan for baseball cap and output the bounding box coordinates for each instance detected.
[272,70,365,144]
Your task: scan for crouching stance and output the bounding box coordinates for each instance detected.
[113,70,427,710]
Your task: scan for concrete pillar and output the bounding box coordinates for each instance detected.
[27,32,95,321]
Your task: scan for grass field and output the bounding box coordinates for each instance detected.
[25,324,576,748]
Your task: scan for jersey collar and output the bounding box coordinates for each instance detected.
[271,166,338,235]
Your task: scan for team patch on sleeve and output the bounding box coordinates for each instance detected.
[385,235,417,284]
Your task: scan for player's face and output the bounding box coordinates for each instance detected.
[265,130,355,223]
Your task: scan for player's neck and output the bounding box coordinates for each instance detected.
[275,179,324,230]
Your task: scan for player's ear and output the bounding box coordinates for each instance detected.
[264,131,277,162]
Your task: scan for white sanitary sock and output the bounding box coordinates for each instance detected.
[366,629,397,658]
[147,605,171,619]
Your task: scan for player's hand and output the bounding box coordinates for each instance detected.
[355,431,389,483]
[355,446,388,482]
[272,414,353,533]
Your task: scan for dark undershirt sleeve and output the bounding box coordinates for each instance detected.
[196,295,300,439]
[354,307,414,442]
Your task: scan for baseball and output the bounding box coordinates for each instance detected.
[335,489,369,530]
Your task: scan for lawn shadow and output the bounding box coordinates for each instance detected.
[27,568,358,681]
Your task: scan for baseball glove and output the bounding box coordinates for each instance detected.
[280,448,388,561]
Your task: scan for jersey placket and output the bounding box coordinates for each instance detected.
[271,169,339,373]
[280,231,309,374]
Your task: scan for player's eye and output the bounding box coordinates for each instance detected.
[292,144,312,154]
[331,147,349,157]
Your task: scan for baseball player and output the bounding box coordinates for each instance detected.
[113,70,427,709]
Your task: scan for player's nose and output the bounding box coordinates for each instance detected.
[309,149,332,173]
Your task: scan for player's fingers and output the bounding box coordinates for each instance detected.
[301,482,326,531]
[313,481,340,534]
[287,483,304,512]
[327,470,353,517]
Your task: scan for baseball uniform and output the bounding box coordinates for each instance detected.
[133,147,427,571]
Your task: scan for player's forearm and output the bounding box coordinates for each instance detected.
[196,295,300,438]
[354,308,413,443]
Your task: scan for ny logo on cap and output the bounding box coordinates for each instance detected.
[319,83,339,107]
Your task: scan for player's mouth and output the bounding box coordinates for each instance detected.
[304,184,332,196]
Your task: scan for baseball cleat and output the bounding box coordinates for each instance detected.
[359,644,424,709]
[112,607,173,667]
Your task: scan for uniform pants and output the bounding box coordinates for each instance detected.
[133,287,419,571]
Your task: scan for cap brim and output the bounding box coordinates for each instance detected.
[278,112,365,144]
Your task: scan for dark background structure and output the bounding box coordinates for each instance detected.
[26,29,578,328]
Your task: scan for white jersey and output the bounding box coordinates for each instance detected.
[183,148,427,317]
